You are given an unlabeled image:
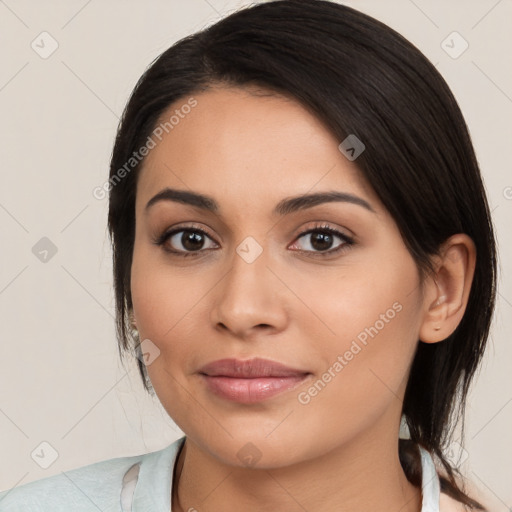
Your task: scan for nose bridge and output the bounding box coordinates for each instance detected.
[211,233,287,335]
[224,234,272,308]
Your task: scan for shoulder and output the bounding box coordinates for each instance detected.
[0,454,147,512]
[0,436,185,512]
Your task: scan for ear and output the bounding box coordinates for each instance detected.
[419,234,476,344]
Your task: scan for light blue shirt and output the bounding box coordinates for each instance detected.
[0,436,440,511]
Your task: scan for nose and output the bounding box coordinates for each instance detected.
[210,242,289,340]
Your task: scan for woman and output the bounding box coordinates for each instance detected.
[0,1,496,510]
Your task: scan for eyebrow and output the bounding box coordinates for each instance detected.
[144,187,376,216]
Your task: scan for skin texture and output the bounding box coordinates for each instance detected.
[130,86,476,512]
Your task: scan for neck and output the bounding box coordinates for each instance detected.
[171,425,422,512]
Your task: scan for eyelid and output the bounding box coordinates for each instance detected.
[288,222,354,255]
[152,222,217,246]
[292,221,354,242]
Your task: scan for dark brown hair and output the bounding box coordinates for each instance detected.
[107,1,497,508]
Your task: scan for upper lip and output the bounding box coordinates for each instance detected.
[198,358,310,378]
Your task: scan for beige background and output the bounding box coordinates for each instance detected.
[0,0,510,509]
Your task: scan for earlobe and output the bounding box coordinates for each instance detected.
[419,234,476,344]
[431,295,446,332]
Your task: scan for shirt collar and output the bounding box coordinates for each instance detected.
[419,445,441,512]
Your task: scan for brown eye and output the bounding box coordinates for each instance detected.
[174,230,208,251]
[290,224,354,256]
[155,227,218,255]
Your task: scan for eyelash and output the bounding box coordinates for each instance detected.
[152,222,355,259]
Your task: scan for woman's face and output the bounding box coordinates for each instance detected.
[131,86,426,467]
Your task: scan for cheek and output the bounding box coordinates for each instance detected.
[130,243,203,341]
[291,248,420,345]
[130,248,206,428]
[130,245,220,396]
[295,256,422,424]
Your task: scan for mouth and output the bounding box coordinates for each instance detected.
[198,358,312,403]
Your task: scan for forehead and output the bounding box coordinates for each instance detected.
[136,86,379,213]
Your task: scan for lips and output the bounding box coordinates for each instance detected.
[198,357,309,378]
[198,358,311,403]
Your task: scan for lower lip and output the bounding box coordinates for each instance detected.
[200,374,310,403]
